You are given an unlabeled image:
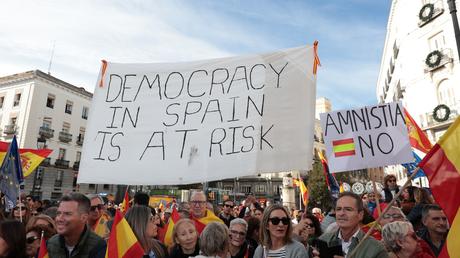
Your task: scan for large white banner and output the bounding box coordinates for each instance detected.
[320,102,413,173]
[78,46,317,185]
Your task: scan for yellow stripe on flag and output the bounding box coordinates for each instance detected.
[333,143,355,153]
[439,118,460,172]
[446,207,460,257]
[115,219,140,256]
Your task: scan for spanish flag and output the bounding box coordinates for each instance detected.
[332,138,356,157]
[105,210,144,258]
[0,141,52,177]
[419,117,460,258]
[158,208,180,247]
[404,108,432,153]
[191,209,224,234]
[120,188,130,214]
[318,151,340,199]
[37,232,49,258]
[293,178,309,206]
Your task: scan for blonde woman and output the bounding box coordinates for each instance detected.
[168,219,199,258]
[254,204,308,258]
[382,221,434,258]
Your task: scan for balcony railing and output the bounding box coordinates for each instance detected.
[55,159,70,168]
[422,102,460,129]
[424,48,453,72]
[59,131,73,143]
[73,161,80,170]
[41,157,51,167]
[39,126,54,139]
[3,124,17,135]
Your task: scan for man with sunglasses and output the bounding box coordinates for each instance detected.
[47,193,106,258]
[86,194,110,239]
[219,199,236,227]
[317,192,388,258]
[417,204,448,257]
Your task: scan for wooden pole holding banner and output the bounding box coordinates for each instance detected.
[348,167,420,258]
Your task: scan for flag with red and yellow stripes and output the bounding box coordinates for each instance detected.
[37,233,49,258]
[105,210,144,258]
[293,178,309,206]
[419,117,460,258]
[0,141,52,177]
[120,188,130,214]
[404,108,432,153]
[158,208,180,247]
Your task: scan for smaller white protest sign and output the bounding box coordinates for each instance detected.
[320,102,413,172]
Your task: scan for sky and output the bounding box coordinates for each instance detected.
[0,0,391,110]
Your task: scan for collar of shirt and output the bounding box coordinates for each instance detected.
[338,228,361,256]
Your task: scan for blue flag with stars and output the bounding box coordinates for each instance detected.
[0,135,24,207]
[402,151,426,179]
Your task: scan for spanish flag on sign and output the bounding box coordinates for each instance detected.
[332,138,355,157]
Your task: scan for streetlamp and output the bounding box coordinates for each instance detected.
[447,0,460,61]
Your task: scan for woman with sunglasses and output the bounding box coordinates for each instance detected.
[254,204,308,258]
[382,221,435,258]
[382,175,400,203]
[0,220,27,258]
[26,214,57,234]
[125,206,167,258]
[25,224,56,258]
[9,202,31,226]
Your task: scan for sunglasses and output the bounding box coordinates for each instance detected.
[224,204,234,208]
[14,206,26,211]
[26,236,39,244]
[90,204,104,211]
[269,217,290,225]
[388,179,396,182]
[191,201,206,206]
[382,214,404,219]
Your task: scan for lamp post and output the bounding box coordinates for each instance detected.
[448,0,460,61]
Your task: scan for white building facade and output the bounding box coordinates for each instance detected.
[377,0,460,186]
[0,70,116,200]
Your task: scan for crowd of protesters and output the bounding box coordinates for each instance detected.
[0,175,450,258]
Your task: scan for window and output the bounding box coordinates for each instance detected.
[0,96,4,109]
[241,185,252,194]
[429,31,445,51]
[223,185,233,191]
[42,118,52,128]
[255,184,266,193]
[76,151,81,162]
[58,148,66,160]
[89,184,96,190]
[46,94,55,108]
[10,117,17,125]
[62,122,71,133]
[437,79,456,106]
[82,106,89,119]
[65,101,73,114]
[54,170,64,187]
[13,93,21,107]
[103,184,110,190]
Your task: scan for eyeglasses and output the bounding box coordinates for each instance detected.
[90,204,104,211]
[14,206,26,211]
[191,201,206,206]
[31,212,39,216]
[268,217,290,225]
[431,216,448,221]
[388,179,396,183]
[26,236,39,244]
[230,230,246,237]
[224,204,234,208]
[26,198,33,202]
[382,214,404,219]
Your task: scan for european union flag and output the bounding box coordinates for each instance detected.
[0,135,24,207]
[402,151,426,179]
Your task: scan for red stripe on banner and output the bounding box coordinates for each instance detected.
[332,138,354,146]
[334,150,356,157]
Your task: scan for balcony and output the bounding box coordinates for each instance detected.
[424,48,453,72]
[76,135,84,146]
[73,161,80,170]
[58,131,73,143]
[422,102,459,130]
[3,124,17,135]
[39,126,54,139]
[55,159,70,168]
